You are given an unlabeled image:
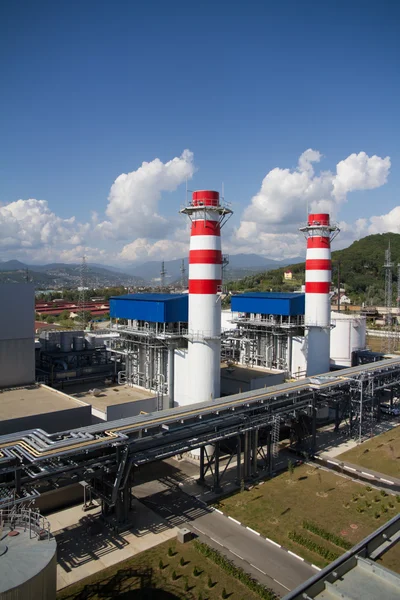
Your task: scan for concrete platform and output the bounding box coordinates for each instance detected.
[67,381,154,412]
[0,385,92,435]
[48,500,177,590]
[0,385,88,420]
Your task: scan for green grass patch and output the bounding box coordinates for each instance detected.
[302,521,352,550]
[288,531,339,562]
[193,540,277,600]
[56,538,265,600]
[216,463,400,568]
[337,425,400,478]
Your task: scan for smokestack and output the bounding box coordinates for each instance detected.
[300,213,339,376]
[180,190,232,405]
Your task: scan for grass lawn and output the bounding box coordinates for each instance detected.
[216,464,400,569]
[337,425,400,478]
[57,538,264,600]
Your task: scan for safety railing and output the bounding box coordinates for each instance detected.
[0,507,51,541]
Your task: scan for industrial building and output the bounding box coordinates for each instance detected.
[108,293,189,408]
[226,292,305,376]
[36,328,114,387]
[0,283,35,387]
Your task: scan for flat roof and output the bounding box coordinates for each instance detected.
[221,364,284,383]
[67,381,154,411]
[234,292,304,299]
[111,293,187,302]
[0,385,87,420]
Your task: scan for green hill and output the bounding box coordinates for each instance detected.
[228,232,400,305]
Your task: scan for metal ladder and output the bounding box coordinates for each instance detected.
[271,417,280,458]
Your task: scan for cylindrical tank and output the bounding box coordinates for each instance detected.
[330,311,367,366]
[59,331,72,352]
[72,336,85,351]
[0,510,57,600]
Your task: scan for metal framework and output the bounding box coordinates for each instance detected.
[107,320,188,399]
[223,313,304,373]
[1,358,400,524]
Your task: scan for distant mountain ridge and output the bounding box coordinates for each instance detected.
[0,253,305,287]
[230,232,400,305]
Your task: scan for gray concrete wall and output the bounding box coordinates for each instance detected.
[36,483,84,514]
[0,283,35,387]
[0,338,35,387]
[250,372,285,390]
[221,371,285,396]
[106,396,158,421]
[0,405,92,436]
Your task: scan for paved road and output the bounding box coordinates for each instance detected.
[134,479,316,596]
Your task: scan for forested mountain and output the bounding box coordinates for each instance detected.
[229,233,400,305]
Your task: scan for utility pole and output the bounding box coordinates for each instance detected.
[382,242,393,353]
[337,260,341,312]
[78,256,88,328]
[160,261,166,291]
[180,259,186,289]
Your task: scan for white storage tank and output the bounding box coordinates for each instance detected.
[330,311,366,367]
[0,508,57,600]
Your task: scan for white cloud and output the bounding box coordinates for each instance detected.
[0,199,88,251]
[119,238,188,262]
[333,152,391,201]
[97,149,195,240]
[234,149,391,257]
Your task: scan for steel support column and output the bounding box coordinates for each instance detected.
[213,441,221,492]
[266,428,273,476]
[236,435,242,484]
[252,428,258,476]
[198,446,205,485]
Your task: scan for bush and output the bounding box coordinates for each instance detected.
[352,493,358,502]
[382,505,388,513]
[194,541,277,599]
[168,546,174,557]
[288,531,339,562]
[374,496,381,503]
[388,502,395,509]
[180,556,185,566]
[380,489,388,497]
[193,566,200,577]
[374,511,380,519]
[365,501,372,508]
[171,570,178,581]
[365,485,372,492]
[208,576,213,588]
[356,506,364,513]
[222,588,228,599]
[302,521,352,550]
[158,559,163,570]
[396,495,400,503]
[184,577,189,592]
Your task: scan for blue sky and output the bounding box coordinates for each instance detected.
[0,0,399,265]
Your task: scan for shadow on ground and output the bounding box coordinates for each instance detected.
[59,566,183,599]
[56,507,169,573]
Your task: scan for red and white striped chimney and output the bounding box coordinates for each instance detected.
[181,190,232,405]
[300,213,339,376]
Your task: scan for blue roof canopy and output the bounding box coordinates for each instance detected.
[110,293,188,323]
[231,292,305,316]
